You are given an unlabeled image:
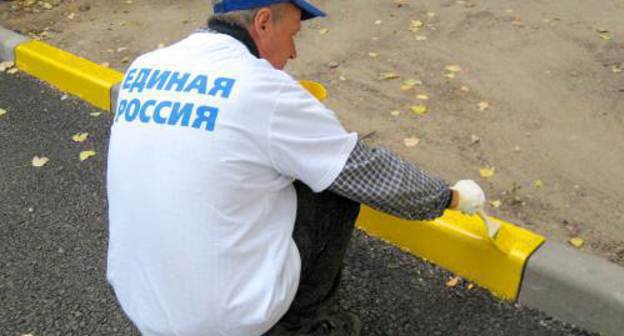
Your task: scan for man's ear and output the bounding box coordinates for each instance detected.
[253,8,273,36]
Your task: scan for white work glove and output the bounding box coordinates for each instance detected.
[450,180,486,215]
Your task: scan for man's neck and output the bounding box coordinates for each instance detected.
[206,18,260,58]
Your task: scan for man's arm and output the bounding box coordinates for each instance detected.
[329,140,455,221]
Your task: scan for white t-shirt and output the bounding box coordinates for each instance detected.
[106,32,357,336]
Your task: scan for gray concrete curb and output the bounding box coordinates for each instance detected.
[519,241,624,336]
[0,26,30,62]
[2,24,624,336]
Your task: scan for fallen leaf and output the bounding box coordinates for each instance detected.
[403,137,420,147]
[470,134,480,144]
[7,68,18,75]
[505,9,514,14]
[445,65,462,73]
[368,52,378,57]
[478,101,490,111]
[415,35,428,41]
[444,73,456,79]
[612,65,623,73]
[339,75,347,81]
[514,146,521,152]
[116,47,127,53]
[410,105,428,115]
[79,150,96,162]
[409,20,424,32]
[400,78,422,90]
[0,108,7,117]
[480,167,495,178]
[595,28,609,34]
[67,12,75,19]
[100,62,110,68]
[490,200,502,208]
[427,12,436,17]
[391,110,401,116]
[534,179,544,188]
[90,112,102,117]
[319,28,329,35]
[467,283,475,290]
[446,276,461,287]
[0,61,15,72]
[72,132,89,143]
[32,156,49,167]
[460,86,470,92]
[379,72,400,80]
[375,20,382,25]
[157,43,165,49]
[569,237,584,248]
[598,33,612,41]
[416,94,429,100]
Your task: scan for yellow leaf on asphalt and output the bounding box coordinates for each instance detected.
[446,276,460,287]
[80,150,96,162]
[490,200,502,208]
[72,132,89,143]
[410,105,428,115]
[379,72,400,80]
[569,237,584,248]
[0,108,7,117]
[416,94,429,100]
[478,101,490,111]
[319,28,329,35]
[0,61,15,72]
[403,137,420,147]
[445,65,462,73]
[90,112,102,117]
[534,179,544,188]
[32,156,49,167]
[480,167,495,178]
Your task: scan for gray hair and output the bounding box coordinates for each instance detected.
[209,1,286,27]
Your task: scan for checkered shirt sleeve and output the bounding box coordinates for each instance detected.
[329,140,452,221]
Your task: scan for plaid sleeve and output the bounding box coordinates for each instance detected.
[328,140,452,220]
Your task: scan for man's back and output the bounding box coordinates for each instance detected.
[106,32,357,336]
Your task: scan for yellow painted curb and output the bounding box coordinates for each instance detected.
[14,40,123,111]
[356,206,545,300]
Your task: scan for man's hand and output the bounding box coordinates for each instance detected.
[450,180,486,215]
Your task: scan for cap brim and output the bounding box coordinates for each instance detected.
[291,0,326,20]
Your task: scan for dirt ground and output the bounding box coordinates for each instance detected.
[2,0,623,265]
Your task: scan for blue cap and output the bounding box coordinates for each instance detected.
[213,0,326,20]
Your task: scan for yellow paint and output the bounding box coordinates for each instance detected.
[356,207,545,300]
[15,40,123,111]
[299,80,327,102]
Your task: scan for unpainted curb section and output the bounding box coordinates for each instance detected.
[520,241,624,336]
[2,26,623,336]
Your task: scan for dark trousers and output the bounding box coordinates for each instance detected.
[268,181,361,331]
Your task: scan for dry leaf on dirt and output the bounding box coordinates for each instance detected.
[319,28,329,35]
[375,20,382,25]
[490,200,502,208]
[415,35,428,41]
[410,105,428,115]
[444,73,456,79]
[403,137,421,147]
[534,179,544,188]
[460,86,470,92]
[79,150,96,162]
[400,78,422,90]
[612,65,623,73]
[598,33,612,41]
[32,156,49,167]
[368,52,378,57]
[478,101,490,111]
[379,72,400,80]
[445,65,462,73]
[471,134,480,144]
[569,237,584,248]
[427,12,436,17]
[480,167,495,178]
[446,276,461,287]
[409,20,424,32]
[416,94,429,100]
[391,110,401,116]
[72,132,89,143]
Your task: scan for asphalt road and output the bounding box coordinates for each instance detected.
[0,71,596,336]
